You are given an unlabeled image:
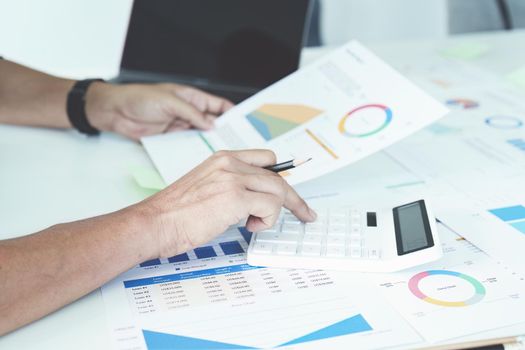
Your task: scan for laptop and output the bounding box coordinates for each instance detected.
[114,0,313,103]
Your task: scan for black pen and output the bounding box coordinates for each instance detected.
[264,158,312,173]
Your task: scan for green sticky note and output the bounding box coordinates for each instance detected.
[130,166,166,191]
[507,65,525,91]
[439,42,490,60]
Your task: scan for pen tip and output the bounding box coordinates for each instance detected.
[293,158,312,167]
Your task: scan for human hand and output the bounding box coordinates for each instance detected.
[134,150,317,258]
[85,82,234,140]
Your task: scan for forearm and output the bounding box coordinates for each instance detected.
[0,59,76,128]
[0,206,156,335]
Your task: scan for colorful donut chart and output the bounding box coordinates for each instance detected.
[338,104,393,138]
[408,270,486,307]
[445,98,479,109]
[485,115,524,129]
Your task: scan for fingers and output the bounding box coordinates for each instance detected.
[243,191,282,232]
[172,85,235,115]
[166,119,192,132]
[282,185,317,223]
[213,149,277,167]
[114,117,169,140]
[240,173,316,223]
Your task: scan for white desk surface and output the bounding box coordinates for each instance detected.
[2,30,525,349]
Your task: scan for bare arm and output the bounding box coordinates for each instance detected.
[0,207,154,334]
[0,60,75,128]
[0,150,316,335]
[0,59,234,139]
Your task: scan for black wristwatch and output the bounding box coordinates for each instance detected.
[66,79,104,136]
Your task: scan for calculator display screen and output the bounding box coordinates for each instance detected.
[393,200,434,255]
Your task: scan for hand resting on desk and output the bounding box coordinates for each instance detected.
[0,59,233,139]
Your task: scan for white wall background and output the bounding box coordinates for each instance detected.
[0,0,132,79]
[320,0,448,45]
[0,0,511,79]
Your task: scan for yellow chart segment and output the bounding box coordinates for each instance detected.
[422,297,468,307]
[257,104,323,124]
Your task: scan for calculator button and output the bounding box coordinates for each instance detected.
[252,242,273,254]
[281,224,302,234]
[327,225,346,235]
[329,216,347,226]
[326,236,345,246]
[305,223,325,234]
[260,227,278,233]
[349,247,362,258]
[329,208,348,217]
[349,238,362,248]
[313,213,328,224]
[301,245,321,256]
[257,232,297,244]
[326,246,345,257]
[283,214,301,224]
[275,243,297,255]
[368,249,380,260]
[302,234,323,245]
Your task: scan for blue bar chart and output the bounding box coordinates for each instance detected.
[140,259,162,268]
[489,205,525,234]
[194,246,217,259]
[139,228,250,268]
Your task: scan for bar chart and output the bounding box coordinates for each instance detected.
[139,229,250,268]
[489,205,525,234]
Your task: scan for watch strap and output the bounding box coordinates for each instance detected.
[66,79,103,135]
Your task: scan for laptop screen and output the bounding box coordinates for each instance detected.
[121,0,311,89]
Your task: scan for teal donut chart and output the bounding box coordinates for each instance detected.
[408,270,486,307]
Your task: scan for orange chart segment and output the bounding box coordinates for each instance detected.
[246,104,323,141]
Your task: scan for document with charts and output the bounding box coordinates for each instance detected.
[142,40,448,186]
[101,227,421,350]
[369,224,525,343]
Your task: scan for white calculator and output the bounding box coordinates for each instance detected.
[247,199,442,272]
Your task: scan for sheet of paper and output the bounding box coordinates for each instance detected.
[369,224,525,343]
[367,52,525,270]
[142,40,448,186]
[434,186,525,275]
[101,228,421,350]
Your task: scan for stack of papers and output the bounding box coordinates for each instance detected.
[100,40,525,349]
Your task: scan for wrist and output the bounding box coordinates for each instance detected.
[84,82,119,133]
[114,204,162,262]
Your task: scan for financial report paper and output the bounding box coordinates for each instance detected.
[101,227,420,349]
[142,40,448,186]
